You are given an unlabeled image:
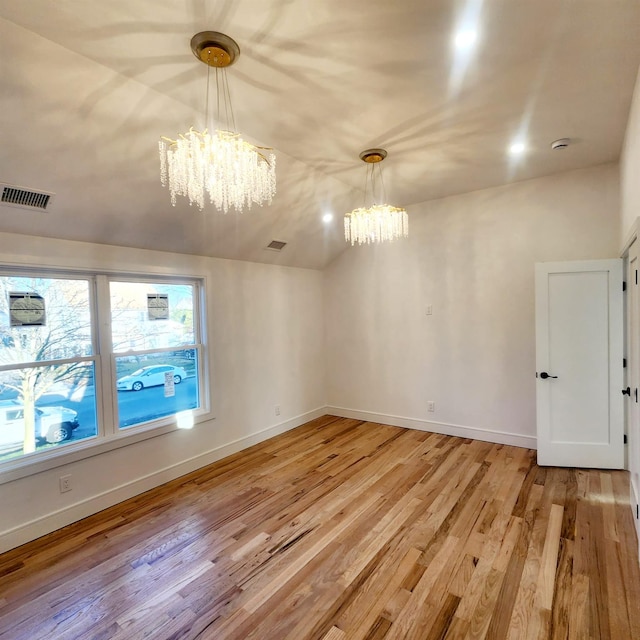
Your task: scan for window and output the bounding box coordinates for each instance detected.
[0,275,97,463]
[110,281,200,429]
[0,271,206,471]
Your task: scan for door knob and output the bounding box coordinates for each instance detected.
[622,387,631,396]
[539,372,558,379]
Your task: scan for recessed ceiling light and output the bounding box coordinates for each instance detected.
[509,141,527,156]
[322,213,334,223]
[454,29,478,51]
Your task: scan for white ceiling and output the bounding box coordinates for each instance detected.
[1,0,639,269]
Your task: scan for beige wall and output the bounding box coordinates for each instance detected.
[0,233,325,552]
[622,64,640,242]
[0,160,627,553]
[324,164,620,446]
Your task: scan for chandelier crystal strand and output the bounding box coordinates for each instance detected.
[344,204,408,246]
[159,129,276,212]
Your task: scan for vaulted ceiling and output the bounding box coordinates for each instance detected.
[1,1,639,269]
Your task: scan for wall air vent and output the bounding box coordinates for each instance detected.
[266,240,287,251]
[1,183,54,211]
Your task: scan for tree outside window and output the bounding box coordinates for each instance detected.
[0,276,95,456]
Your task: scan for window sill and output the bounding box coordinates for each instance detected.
[0,409,213,486]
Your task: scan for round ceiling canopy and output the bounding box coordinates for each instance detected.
[190,31,240,67]
[359,148,388,164]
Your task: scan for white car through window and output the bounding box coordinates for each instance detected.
[116,365,187,392]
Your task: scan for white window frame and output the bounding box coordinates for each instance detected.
[0,268,210,485]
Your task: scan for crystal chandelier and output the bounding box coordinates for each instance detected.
[344,149,408,245]
[159,32,276,213]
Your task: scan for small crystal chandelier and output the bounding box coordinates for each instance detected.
[344,149,408,246]
[159,31,276,213]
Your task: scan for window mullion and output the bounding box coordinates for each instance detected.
[95,275,117,437]
[196,281,209,413]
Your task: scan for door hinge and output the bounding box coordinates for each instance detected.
[623,281,627,291]
[624,358,627,368]
[625,434,628,444]
[636,269,638,285]
[635,388,638,403]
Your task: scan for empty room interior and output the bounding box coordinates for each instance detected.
[2,1,640,638]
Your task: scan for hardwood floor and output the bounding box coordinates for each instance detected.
[1,415,639,639]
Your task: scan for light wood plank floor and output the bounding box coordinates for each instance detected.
[1,416,639,639]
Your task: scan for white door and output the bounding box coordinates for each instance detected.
[535,259,623,468]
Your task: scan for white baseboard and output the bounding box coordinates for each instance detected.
[0,407,326,554]
[326,406,537,450]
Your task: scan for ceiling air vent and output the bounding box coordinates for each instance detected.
[266,240,287,251]
[1,183,54,211]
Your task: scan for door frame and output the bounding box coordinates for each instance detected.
[621,218,640,554]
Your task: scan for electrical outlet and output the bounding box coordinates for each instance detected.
[427,401,435,412]
[275,405,281,416]
[59,475,72,493]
